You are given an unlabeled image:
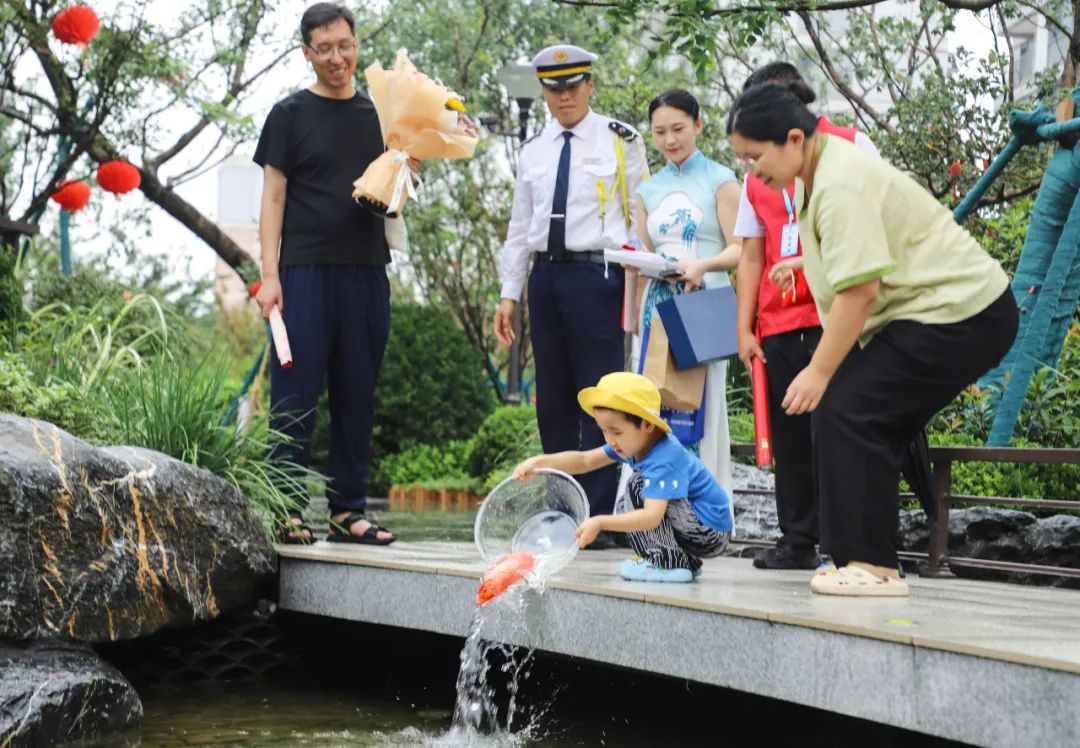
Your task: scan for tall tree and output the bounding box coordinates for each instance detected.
[558,0,1073,206]
[1,0,316,282]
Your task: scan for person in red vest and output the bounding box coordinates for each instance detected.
[733,63,880,571]
[727,85,1013,596]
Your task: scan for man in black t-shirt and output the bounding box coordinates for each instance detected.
[253,2,394,545]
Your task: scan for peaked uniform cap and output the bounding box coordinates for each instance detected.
[532,44,598,89]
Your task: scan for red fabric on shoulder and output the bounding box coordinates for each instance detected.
[745,116,862,338]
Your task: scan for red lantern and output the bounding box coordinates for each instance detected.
[50,180,92,211]
[96,160,141,199]
[948,158,962,178]
[52,6,100,46]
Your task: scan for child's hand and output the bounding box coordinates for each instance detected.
[511,456,542,482]
[574,517,603,548]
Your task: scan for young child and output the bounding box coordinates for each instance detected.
[512,372,732,583]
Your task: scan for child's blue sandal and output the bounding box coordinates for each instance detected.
[618,558,694,583]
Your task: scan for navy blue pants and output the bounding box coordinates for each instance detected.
[528,259,624,515]
[270,264,390,516]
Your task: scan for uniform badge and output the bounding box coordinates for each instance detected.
[608,121,637,141]
[554,50,568,63]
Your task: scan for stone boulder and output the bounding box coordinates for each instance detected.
[0,415,275,642]
[728,464,779,556]
[949,507,1080,586]
[1029,514,1080,568]
[897,506,1080,586]
[0,640,142,747]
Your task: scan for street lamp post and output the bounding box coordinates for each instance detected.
[496,62,539,405]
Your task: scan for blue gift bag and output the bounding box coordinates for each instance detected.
[656,286,738,370]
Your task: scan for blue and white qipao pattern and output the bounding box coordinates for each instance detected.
[635,150,737,448]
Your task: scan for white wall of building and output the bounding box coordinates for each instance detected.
[1009,8,1071,99]
[214,158,263,310]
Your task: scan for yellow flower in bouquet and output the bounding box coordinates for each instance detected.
[352,49,480,217]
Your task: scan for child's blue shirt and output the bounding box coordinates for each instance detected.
[604,433,732,533]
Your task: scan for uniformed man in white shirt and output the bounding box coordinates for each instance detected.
[493,44,648,535]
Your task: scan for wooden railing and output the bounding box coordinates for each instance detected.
[730,444,1080,581]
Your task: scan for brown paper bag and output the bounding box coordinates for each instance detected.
[642,316,706,411]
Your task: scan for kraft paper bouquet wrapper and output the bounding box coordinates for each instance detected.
[352,49,479,216]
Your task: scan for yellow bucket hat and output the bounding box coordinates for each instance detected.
[577,372,671,433]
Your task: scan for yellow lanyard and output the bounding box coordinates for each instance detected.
[596,134,633,229]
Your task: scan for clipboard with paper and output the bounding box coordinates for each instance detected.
[603,248,681,279]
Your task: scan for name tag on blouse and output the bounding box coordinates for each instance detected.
[780,222,800,258]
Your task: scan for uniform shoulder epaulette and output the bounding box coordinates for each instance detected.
[608,120,638,142]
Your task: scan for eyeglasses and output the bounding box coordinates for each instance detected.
[304,41,358,60]
[738,155,760,170]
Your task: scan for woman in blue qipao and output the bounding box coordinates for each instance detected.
[633,88,741,507]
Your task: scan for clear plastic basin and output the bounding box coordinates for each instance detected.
[473,469,590,570]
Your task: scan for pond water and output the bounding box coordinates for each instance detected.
[93,499,972,747]
[96,609,971,748]
[101,669,731,747]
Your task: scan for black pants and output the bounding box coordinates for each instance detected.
[528,259,624,516]
[812,291,1018,568]
[761,326,822,549]
[269,264,391,516]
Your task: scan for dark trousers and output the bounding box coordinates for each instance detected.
[528,259,624,516]
[812,291,1018,568]
[270,264,390,516]
[761,326,822,549]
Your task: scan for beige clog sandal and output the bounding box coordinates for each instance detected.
[810,564,909,597]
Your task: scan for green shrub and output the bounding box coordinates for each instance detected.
[370,303,496,457]
[414,475,483,493]
[30,252,212,324]
[375,439,471,489]
[465,405,541,480]
[1029,461,1080,503]
[927,432,1077,505]
[0,353,102,441]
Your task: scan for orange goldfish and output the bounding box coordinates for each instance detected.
[476,551,536,605]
